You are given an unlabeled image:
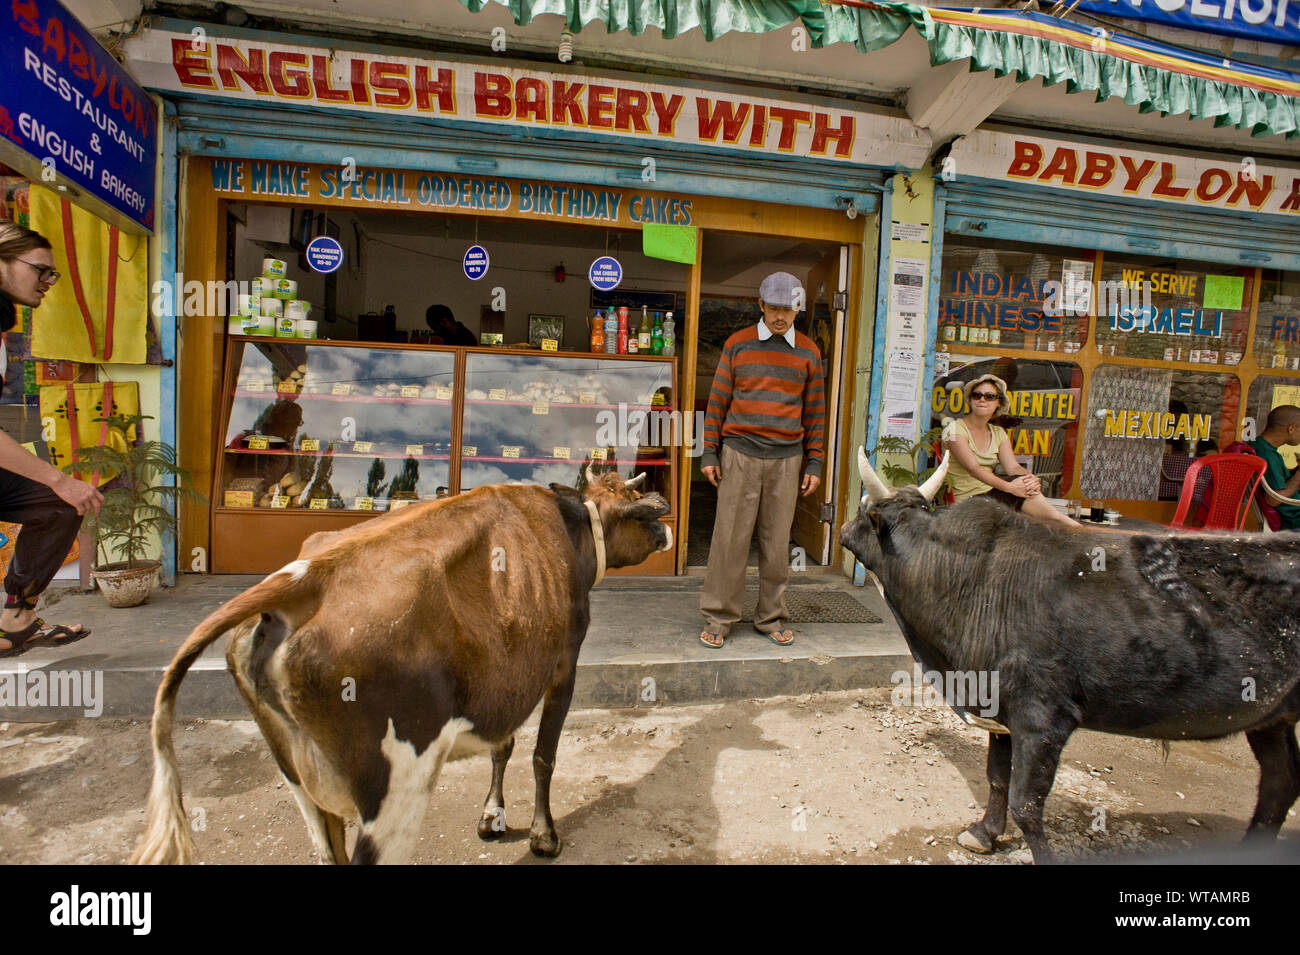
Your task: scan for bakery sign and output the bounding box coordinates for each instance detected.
[1075,0,1299,46]
[949,131,1300,217]
[122,26,929,168]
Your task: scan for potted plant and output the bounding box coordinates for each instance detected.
[867,425,948,499]
[62,413,202,607]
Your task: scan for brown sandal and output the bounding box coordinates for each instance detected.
[758,626,795,646]
[700,630,724,649]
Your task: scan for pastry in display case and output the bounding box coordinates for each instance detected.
[219,339,457,512]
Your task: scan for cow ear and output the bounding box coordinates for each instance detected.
[868,507,883,533]
[622,495,669,521]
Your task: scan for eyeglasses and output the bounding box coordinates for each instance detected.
[971,392,1001,401]
[15,260,60,284]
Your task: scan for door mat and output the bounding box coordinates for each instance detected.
[742,589,881,624]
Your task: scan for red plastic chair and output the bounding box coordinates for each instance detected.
[1168,453,1267,531]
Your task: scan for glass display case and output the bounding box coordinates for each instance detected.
[461,352,676,507]
[213,338,678,573]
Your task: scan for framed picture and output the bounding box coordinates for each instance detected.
[528,314,566,347]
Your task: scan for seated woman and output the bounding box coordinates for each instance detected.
[942,373,1078,527]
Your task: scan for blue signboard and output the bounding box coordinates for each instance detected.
[589,256,623,291]
[463,245,489,280]
[1076,0,1300,46]
[306,235,344,273]
[0,0,158,231]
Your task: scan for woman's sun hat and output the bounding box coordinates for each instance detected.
[962,373,1011,415]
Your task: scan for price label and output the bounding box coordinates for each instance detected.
[434,385,453,400]
[269,495,289,509]
[532,400,549,415]
[354,497,374,511]
[553,447,571,459]
[637,393,652,405]
[463,445,477,457]
[489,388,507,401]
[652,393,666,406]
[353,441,373,453]
[405,444,424,456]
[541,338,559,352]
[391,498,413,510]
[224,490,254,507]
[247,436,269,450]
[309,498,329,510]
[300,438,319,452]
[591,448,607,461]
[331,383,352,396]
[579,391,596,404]
[401,385,421,398]
[502,446,521,458]
[245,380,265,393]
[276,380,297,394]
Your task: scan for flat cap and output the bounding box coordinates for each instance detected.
[759,271,804,310]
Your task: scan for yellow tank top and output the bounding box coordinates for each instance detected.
[942,417,1009,502]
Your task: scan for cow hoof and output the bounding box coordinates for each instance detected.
[957,827,994,854]
[478,815,507,841]
[529,831,562,858]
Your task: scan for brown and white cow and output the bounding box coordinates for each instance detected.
[131,471,671,864]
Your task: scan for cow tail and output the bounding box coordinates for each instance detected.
[131,567,316,864]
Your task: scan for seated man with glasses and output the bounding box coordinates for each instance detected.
[942,373,1078,527]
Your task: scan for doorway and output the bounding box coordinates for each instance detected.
[686,232,850,568]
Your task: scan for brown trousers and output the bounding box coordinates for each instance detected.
[700,444,802,636]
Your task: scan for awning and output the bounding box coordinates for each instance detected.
[457,0,1300,138]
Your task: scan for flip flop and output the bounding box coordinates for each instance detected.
[0,619,44,658]
[700,630,724,649]
[28,622,92,650]
[756,626,795,646]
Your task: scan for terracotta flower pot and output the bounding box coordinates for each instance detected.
[91,560,160,608]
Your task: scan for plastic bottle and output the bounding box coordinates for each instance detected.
[651,312,664,355]
[638,306,652,352]
[590,312,604,353]
[604,307,618,354]
[617,306,629,354]
[662,312,676,356]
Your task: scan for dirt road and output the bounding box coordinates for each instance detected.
[2,688,1293,864]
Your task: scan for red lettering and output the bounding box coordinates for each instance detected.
[697,98,750,143]
[1194,168,1232,202]
[749,104,767,147]
[41,15,66,64]
[810,112,854,158]
[1037,147,1078,185]
[67,31,89,81]
[587,85,616,129]
[311,55,350,102]
[171,39,216,89]
[551,81,586,125]
[768,106,810,150]
[650,92,683,135]
[216,44,270,94]
[268,51,310,98]
[513,77,547,121]
[369,61,411,108]
[614,88,650,133]
[109,74,122,112]
[349,59,369,105]
[1079,151,1115,188]
[1006,141,1042,179]
[413,66,454,112]
[474,72,512,117]
[1228,173,1273,210]
[1119,155,1158,192]
[12,0,39,36]
[1281,177,1300,213]
[1151,161,1190,200]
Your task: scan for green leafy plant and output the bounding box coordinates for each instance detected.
[867,425,947,496]
[61,413,204,569]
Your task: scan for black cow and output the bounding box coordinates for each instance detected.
[840,449,1300,863]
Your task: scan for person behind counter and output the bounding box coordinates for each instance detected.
[0,222,103,656]
[425,304,477,347]
[1251,404,1300,530]
[942,373,1078,527]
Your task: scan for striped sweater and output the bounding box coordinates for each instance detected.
[701,325,826,476]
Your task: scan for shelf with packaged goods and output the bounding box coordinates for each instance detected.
[232,390,454,405]
[225,448,453,461]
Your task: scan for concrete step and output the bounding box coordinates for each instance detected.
[0,575,910,720]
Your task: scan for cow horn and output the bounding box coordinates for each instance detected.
[858,447,892,504]
[585,466,599,488]
[625,472,647,490]
[918,451,950,503]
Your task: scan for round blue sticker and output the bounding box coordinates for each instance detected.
[463,245,490,281]
[305,236,344,274]
[588,256,623,291]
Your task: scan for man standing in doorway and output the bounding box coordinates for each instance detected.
[699,271,825,649]
[1251,404,1300,530]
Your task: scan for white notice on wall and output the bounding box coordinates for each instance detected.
[1062,258,1094,316]
[891,221,929,243]
[881,349,922,441]
[890,257,927,311]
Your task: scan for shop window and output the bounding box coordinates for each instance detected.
[1246,375,1300,470]
[930,354,1082,498]
[1094,255,1252,366]
[1080,366,1240,502]
[1253,270,1300,372]
[937,238,1091,355]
